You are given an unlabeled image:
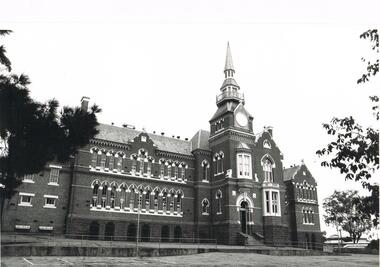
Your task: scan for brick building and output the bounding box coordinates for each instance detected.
[2,44,322,247]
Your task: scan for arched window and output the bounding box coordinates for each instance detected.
[167,163,172,178]
[216,190,222,214]
[154,190,159,211]
[263,139,271,149]
[159,159,165,178]
[96,150,102,168]
[131,154,137,174]
[174,162,179,178]
[162,191,168,212]
[176,190,183,213]
[180,163,187,180]
[91,181,100,207]
[145,187,152,210]
[202,160,210,182]
[201,198,210,215]
[213,153,219,174]
[110,183,117,209]
[262,158,273,182]
[119,183,127,209]
[90,148,99,168]
[147,157,153,176]
[219,152,224,173]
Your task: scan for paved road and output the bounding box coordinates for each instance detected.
[1,253,378,266]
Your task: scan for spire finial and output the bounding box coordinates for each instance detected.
[224,42,234,72]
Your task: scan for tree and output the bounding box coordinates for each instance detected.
[323,190,373,243]
[0,31,101,215]
[316,29,379,225]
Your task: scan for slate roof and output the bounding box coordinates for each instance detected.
[210,102,239,121]
[190,129,210,151]
[283,165,301,181]
[95,123,192,155]
[220,78,240,89]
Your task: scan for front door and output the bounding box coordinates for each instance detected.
[240,201,248,233]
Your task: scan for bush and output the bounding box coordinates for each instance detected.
[367,239,379,250]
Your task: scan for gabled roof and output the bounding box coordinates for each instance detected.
[95,123,192,155]
[283,165,301,181]
[191,129,210,151]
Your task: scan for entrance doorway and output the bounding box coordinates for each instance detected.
[240,201,248,233]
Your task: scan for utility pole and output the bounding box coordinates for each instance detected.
[135,191,141,257]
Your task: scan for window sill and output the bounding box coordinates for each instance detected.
[22,180,35,184]
[43,205,56,209]
[237,176,252,179]
[18,203,33,207]
[201,212,209,216]
[201,180,209,183]
[48,182,59,186]
[216,212,222,215]
[263,213,281,217]
[303,223,315,225]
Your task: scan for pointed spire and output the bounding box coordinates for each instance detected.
[224,42,235,72]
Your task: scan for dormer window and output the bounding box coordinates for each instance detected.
[141,136,147,142]
[201,198,210,215]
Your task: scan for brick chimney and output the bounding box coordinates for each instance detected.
[81,96,90,111]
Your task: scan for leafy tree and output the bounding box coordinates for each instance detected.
[316,29,379,225]
[0,31,101,215]
[323,190,373,243]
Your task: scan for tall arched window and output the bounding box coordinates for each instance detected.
[219,152,224,173]
[201,198,210,215]
[167,163,172,178]
[159,159,165,178]
[110,183,117,209]
[213,153,219,174]
[91,181,100,207]
[216,190,222,214]
[176,190,183,213]
[201,160,210,182]
[262,158,273,182]
[131,154,138,174]
[162,191,168,212]
[180,163,187,180]
[154,190,159,211]
[174,162,179,179]
[90,147,99,168]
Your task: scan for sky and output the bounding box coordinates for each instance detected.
[1,0,379,237]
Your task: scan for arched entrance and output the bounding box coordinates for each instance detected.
[89,221,99,239]
[161,225,170,242]
[141,224,150,242]
[105,222,115,240]
[127,223,137,241]
[174,225,182,242]
[240,201,248,233]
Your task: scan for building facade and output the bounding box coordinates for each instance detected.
[2,44,322,247]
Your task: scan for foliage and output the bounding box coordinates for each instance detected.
[366,239,379,250]
[316,29,379,225]
[0,31,101,200]
[323,190,373,243]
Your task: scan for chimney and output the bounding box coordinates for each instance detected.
[185,138,188,141]
[81,96,90,111]
[177,136,180,139]
[161,132,165,136]
[265,126,273,137]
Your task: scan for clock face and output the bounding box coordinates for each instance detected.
[236,112,248,127]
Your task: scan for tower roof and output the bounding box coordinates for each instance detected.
[224,42,234,71]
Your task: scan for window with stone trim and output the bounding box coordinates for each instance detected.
[262,158,274,182]
[201,198,210,215]
[216,190,222,214]
[49,166,61,185]
[22,174,35,183]
[237,153,252,179]
[202,160,210,182]
[43,195,58,208]
[18,193,34,207]
[263,189,281,216]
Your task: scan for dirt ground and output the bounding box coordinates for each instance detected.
[1,252,379,267]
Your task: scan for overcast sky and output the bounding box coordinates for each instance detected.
[1,0,379,236]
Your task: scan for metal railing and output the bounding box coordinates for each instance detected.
[1,232,218,250]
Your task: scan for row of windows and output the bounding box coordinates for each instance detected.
[18,193,58,208]
[201,189,224,216]
[302,208,315,224]
[90,147,188,182]
[91,180,184,215]
[22,166,61,186]
[296,184,317,201]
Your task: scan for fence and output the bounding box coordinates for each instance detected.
[2,232,219,250]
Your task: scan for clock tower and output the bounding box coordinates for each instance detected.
[208,43,257,244]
